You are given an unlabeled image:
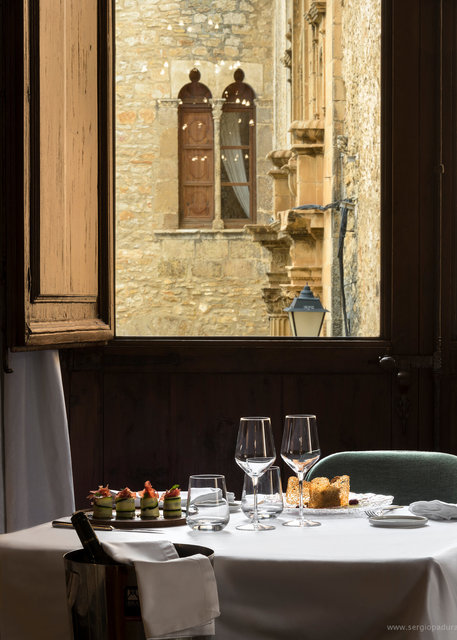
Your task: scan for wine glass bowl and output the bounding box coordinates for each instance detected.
[235,417,276,531]
[281,414,321,528]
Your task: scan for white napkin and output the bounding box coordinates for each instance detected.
[409,500,457,520]
[101,540,220,639]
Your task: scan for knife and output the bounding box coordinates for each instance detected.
[52,520,113,531]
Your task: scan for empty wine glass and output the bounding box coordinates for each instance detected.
[235,416,276,531]
[281,414,321,527]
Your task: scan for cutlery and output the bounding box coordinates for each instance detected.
[52,520,113,531]
[365,505,404,518]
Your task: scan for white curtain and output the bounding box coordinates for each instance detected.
[220,112,250,216]
[0,350,75,533]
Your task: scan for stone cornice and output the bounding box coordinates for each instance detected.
[289,119,324,143]
[155,98,181,109]
[266,148,293,168]
[305,1,326,26]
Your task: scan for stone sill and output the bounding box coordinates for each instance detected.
[154,229,248,238]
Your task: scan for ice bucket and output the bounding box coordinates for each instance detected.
[64,543,214,640]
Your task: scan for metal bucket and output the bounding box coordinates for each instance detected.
[64,543,214,640]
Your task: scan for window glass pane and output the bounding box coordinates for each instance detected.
[221,150,250,183]
[221,111,251,147]
[222,185,250,219]
[115,0,381,338]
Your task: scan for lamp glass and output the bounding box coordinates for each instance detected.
[288,310,325,337]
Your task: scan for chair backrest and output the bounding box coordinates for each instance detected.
[306,450,457,504]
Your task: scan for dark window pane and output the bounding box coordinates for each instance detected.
[221,185,250,219]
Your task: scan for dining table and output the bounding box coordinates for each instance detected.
[1,505,457,640]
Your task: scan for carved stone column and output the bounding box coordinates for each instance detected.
[245,223,292,336]
[210,98,225,230]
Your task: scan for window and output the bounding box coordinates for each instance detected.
[221,69,256,226]
[177,68,256,229]
[178,69,214,228]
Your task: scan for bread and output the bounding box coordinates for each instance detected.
[308,475,350,508]
[286,474,350,508]
[286,476,310,505]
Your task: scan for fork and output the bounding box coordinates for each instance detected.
[365,505,403,517]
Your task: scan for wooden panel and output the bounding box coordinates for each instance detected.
[39,0,98,297]
[179,108,214,225]
[5,0,114,349]
[181,111,213,147]
[182,186,213,219]
[182,150,213,182]
[68,368,104,507]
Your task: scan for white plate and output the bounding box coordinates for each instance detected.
[229,500,241,513]
[284,492,394,517]
[369,515,428,528]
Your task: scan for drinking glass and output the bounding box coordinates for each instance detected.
[235,416,276,531]
[280,414,321,527]
[241,466,283,519]
[186,474,230,531]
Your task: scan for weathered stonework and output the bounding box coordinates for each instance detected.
[115,0,381,338]
[253,0,380,337]
[116,0,275,336]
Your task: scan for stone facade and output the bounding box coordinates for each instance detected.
[115,0,274,336]
[115,0,381,337]
[259,0,380,337]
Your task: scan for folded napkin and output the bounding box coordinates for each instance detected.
[101,539,220,639]
[409,500,457,520]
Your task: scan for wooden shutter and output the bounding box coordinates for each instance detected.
[4,0,114,348]
[178,69,214,228]
[179,109,214,227]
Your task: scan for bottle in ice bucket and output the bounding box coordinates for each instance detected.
[70,511,117,564]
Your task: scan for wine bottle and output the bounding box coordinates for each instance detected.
[70,511,117,564]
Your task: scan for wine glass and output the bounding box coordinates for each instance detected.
[235,416,276,531]
[281,414,321,527]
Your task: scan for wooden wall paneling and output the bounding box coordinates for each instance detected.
[281,372,393,458]
[417,369,435,450]
[68,366,104,509]
[102,372,173,495]
[168,372,284,497]
[390,0,420,352]
[417,0,439,358]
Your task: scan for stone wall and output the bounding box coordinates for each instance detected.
[340,0,381,337]
[115,0,275,336]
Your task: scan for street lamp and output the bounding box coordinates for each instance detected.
[284,284,328,337]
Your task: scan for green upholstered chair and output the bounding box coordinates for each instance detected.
[306,450,457,505]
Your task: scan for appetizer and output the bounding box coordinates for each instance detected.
[162,484,182,519]
[138,481,159,519]
[115,487,136,519]
[87,484,113,520]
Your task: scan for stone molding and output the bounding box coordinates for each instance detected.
[155,98,181,109]
[289,119,325,144]
[305,1,327,26]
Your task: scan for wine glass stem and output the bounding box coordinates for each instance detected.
[252,476,259,528]
[298,472,305,524]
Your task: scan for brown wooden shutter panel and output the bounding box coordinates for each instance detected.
[5,0,114,348]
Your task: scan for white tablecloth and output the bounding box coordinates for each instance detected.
[1,509,457,639]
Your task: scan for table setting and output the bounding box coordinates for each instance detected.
[3,414,457,639]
